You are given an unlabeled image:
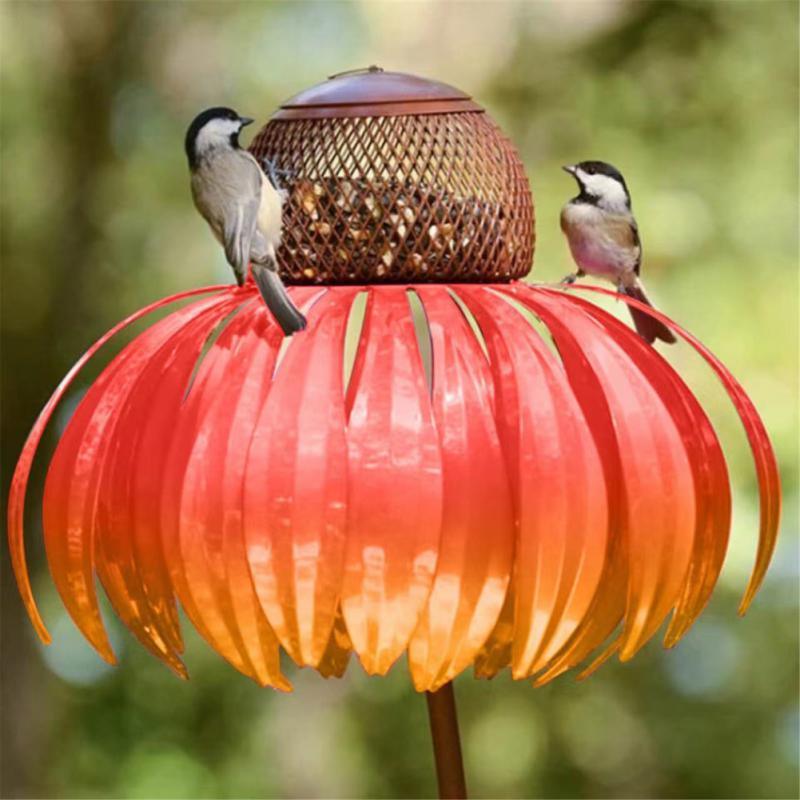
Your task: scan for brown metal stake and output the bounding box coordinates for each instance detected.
[425,682,468,799]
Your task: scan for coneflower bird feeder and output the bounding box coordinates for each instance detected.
[8,68,780,799]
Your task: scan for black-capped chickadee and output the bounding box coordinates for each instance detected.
[185,107,306,335]
[560,160,675,345]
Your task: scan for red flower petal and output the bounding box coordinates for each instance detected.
[176,302,284,685]
[317,610,353,678]
[554,290,731,647]
[95,298,245,678]
[510,286,697,665]
[43,291,236,665]
[458,286,609,679]
[409,287,514,691]
[342,287,443,675]
[563,284,781,615]
[244,287,355,667]
[219,288,324,685]
[7,286,227,647]
[174,288,320,686]
[494,288,628,684]
[161,302,271,680]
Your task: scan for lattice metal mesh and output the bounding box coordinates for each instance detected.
[249,112,534,284]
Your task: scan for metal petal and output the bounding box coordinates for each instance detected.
[244,287,354,667]
[174,289,320,686]
[564,284,781,615]
[510,286,696,666]
[342,286,443,675]
[459,286,609,678]
[409,286,514,691]
[43,292,235,665]
[7,286,228,647]
[94,299,242,677]
[557,291,731,647]
[496,287,628,683]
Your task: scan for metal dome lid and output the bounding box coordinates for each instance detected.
[272,66,483,120]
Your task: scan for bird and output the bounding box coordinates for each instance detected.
[185,107,307,335]
[559,160,675,345]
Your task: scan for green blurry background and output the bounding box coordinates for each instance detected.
[1,1,798,798]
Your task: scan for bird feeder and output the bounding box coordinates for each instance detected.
[8,68,780,799]
[250,66,533,284]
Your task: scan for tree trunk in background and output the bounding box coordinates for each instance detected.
[0,4,144,796]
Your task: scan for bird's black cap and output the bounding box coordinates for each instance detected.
[185,106,251,167]
[573,160,626,183]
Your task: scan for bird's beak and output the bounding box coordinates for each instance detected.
[562,164,577,175]
[239,117,255,127]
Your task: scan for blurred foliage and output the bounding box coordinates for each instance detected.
[1,1,798,799]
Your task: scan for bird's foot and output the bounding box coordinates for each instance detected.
[261,157,296,189]
[560,273,578,286]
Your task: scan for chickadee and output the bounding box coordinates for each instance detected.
[185,107,306,335]
[560,160,675,345]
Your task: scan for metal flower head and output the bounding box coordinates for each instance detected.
[8,280,780,691]
[7,70,780,694]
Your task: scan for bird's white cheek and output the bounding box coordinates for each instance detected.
[577,172,629,212]
[195,119,241,152]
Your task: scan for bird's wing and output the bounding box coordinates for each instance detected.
[241,150,285,252]
[601,213,642,273]
[630,218,642,274]
[204,151,263,282]
[222,193,264,283]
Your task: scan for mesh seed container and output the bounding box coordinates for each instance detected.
[248,66,535,284]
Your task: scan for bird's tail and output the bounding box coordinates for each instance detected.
[251,263,307,336]
[620,280,676,345]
